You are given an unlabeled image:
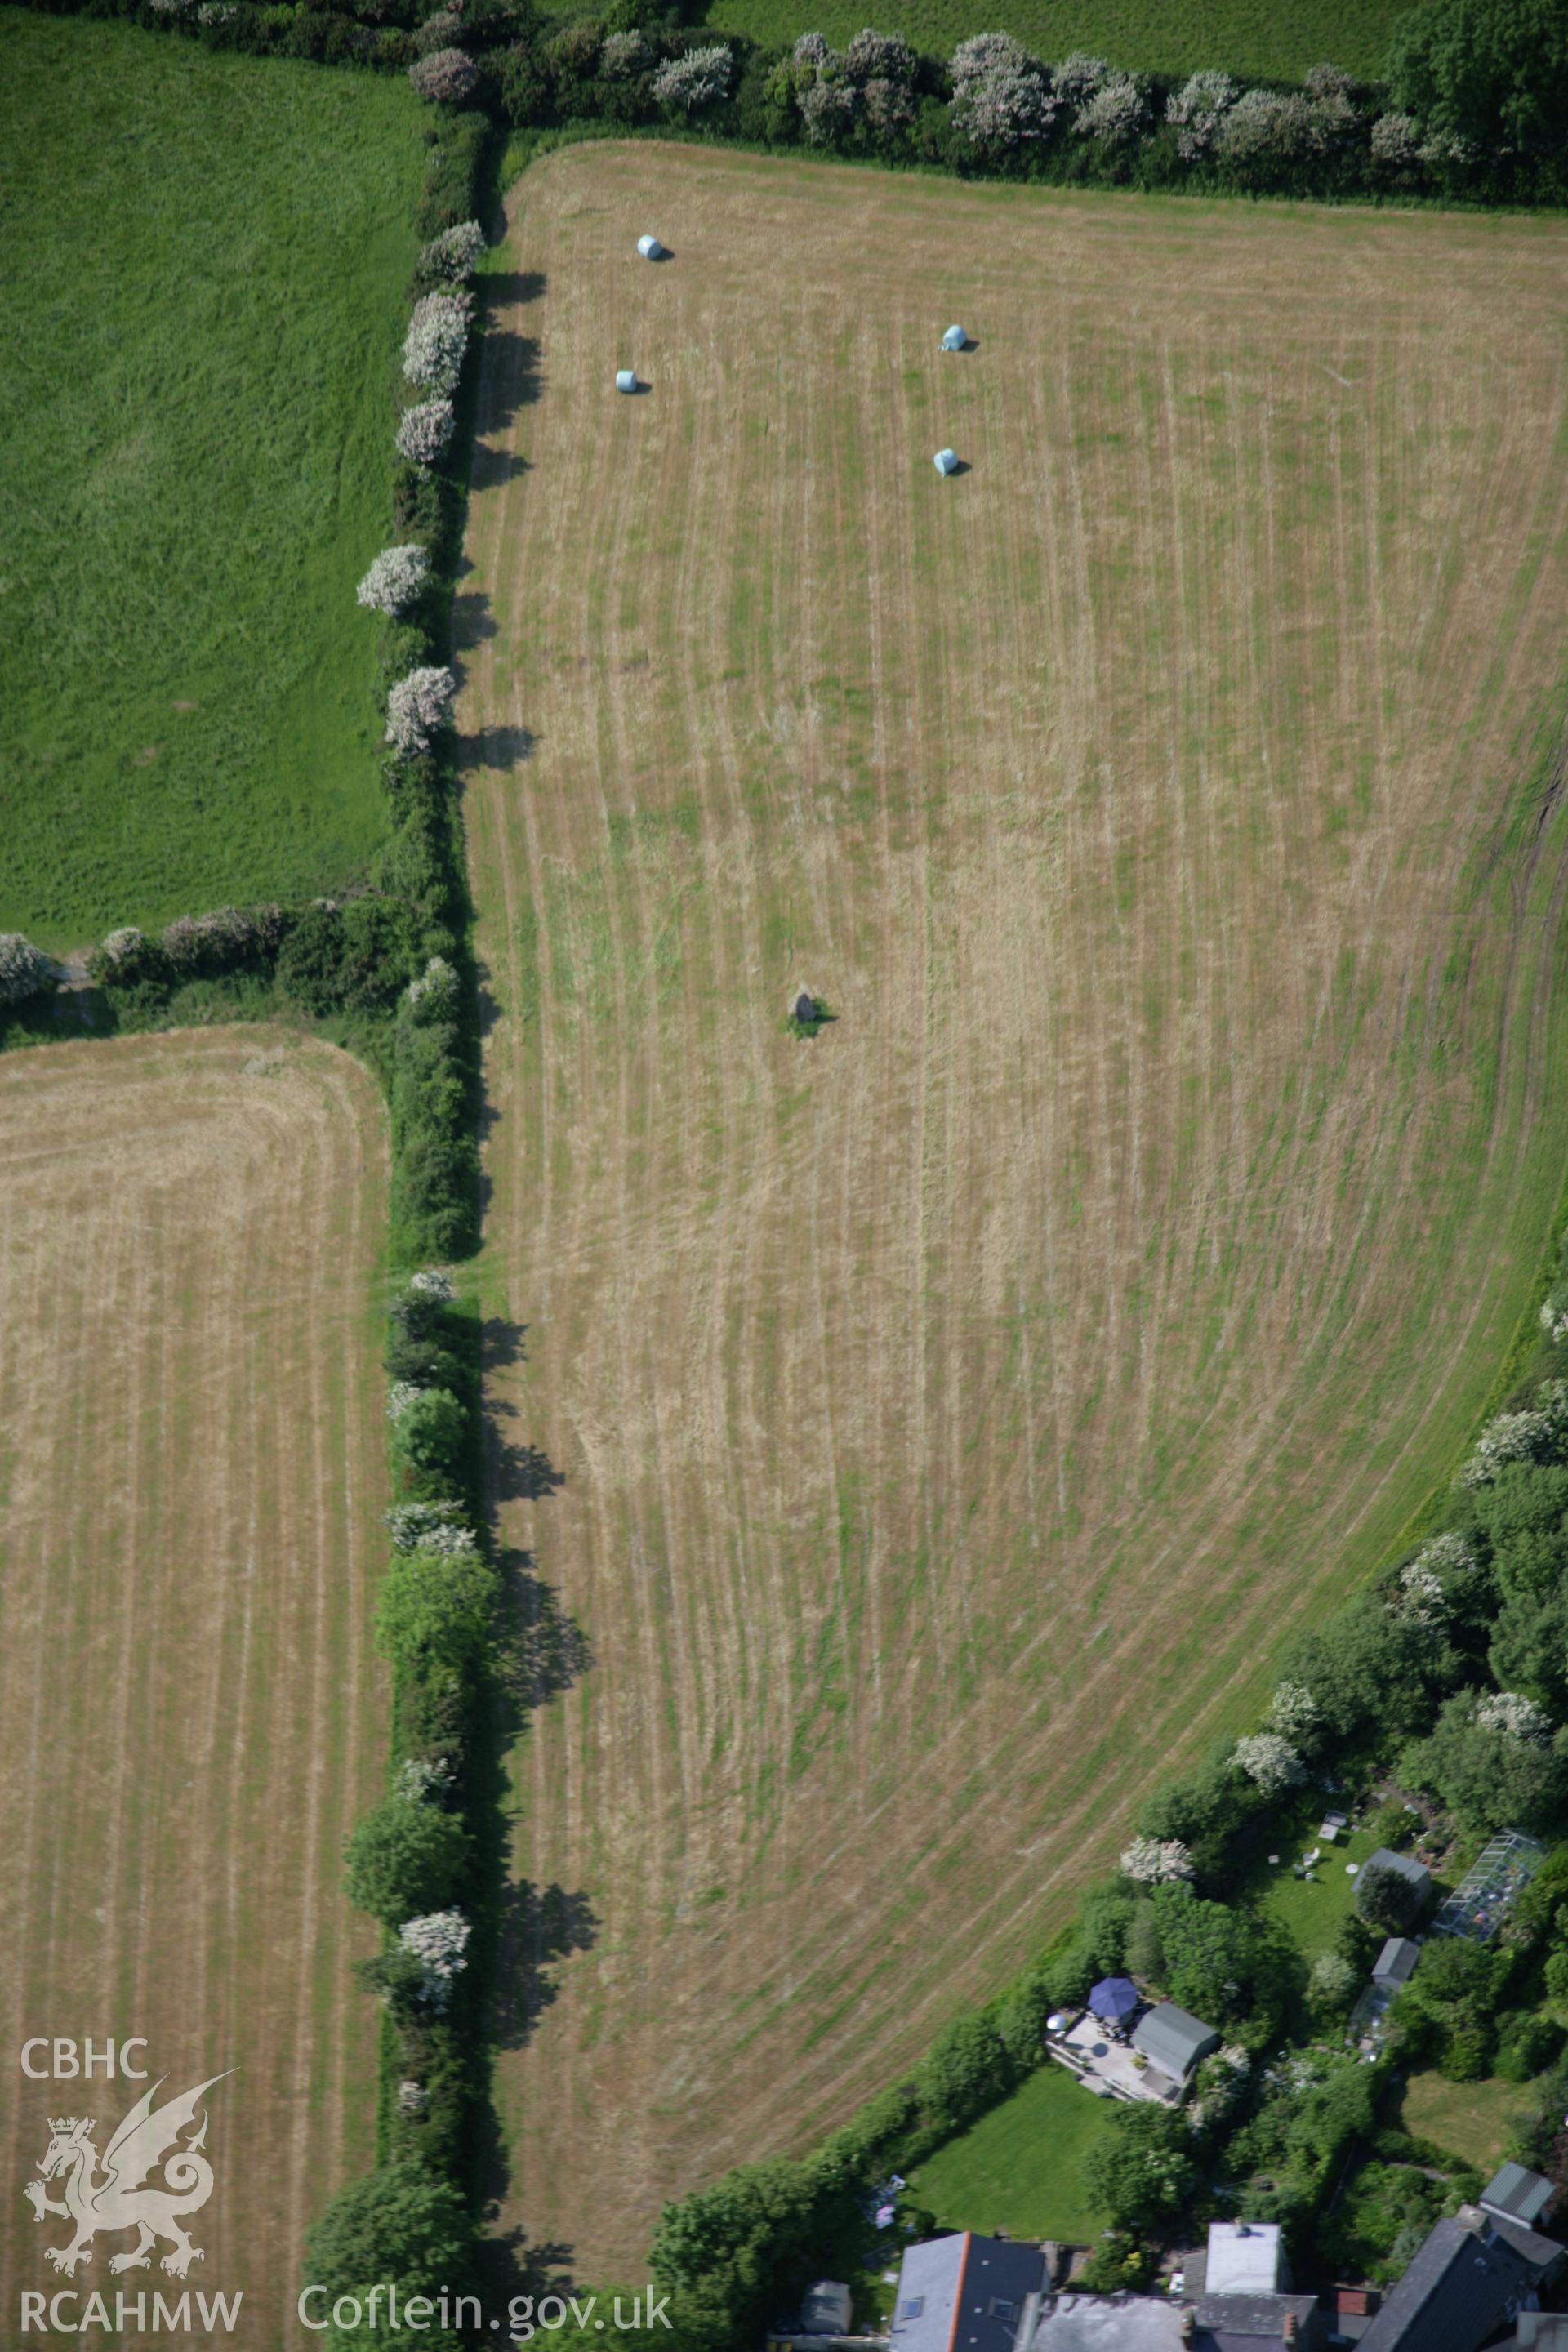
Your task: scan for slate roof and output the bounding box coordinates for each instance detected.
[1363,1847,1432,1898]
[1484,2163,1556,2230]
[1131,2002,1220,2082]
[1194,2289,1321,2345]
[889,2234,1047,2352]
[1357,2210,1560,2352]
[1371,1936,1420,1986]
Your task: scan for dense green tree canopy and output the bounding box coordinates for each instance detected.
[303,2161,473,2301]
[343,1797,469,1926]
[1386,0,1568,154]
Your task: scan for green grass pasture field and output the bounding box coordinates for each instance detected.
[696,0,1415,86]
[0,11,425,948]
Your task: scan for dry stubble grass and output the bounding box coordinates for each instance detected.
[459,149,1568,2273]
[0,1031,388,2345]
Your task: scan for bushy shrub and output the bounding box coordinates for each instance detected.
[1082,2103,1196,2230]
[1267,1679,1321,1744]
[1053,51,1111,109]
[0,933,53,1006]
[800,76,858,141]
[303,2158,473,2300]
[1496,2009,1564,2082]
[1385,0,1568,158]
[1356,1859,1424,1935]
[652,42,733,112]
[386,665,457,758]
[379,1545,498,1680]
[275,897,422,1015]
[343,1795,469,1924]
[403,291,472,395]
[409,44,480,101]
[600,27,649,75]
[1218,86,1327,174]
[843,26,915,84]
[1165,69,1240,158]
[358,544,431,614]
[390,1383,467,1475]
[1310,1950,1359,2016]
[919,2011,1014,2132]
[396,396,457,467]
[1402,1688,1568,1837]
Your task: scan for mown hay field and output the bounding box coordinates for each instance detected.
[460,146,1568,2274]
[0,1033,388,2344]
[0,11,423,950]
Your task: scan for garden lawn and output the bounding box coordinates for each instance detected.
[1259,1826,1383,1961]
[694,0,1416,86]
[911,2062,1116,2243]
[1399,2071,1524,2171]
[0,11,425,949]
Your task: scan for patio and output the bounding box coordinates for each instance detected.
[1047,2013,1184,2107]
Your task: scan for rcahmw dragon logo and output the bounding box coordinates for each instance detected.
[23,2074,230,2278]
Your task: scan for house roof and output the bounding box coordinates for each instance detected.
[1131,2002,1219,2081]
[1364,1847,1431,1891]
[889,2234,1047,2352]
[1483,2162,1556,2230]
[1372,1937,1421,1984]
[1204,2221,1284,2296]
[1030,2300,1183,2349]
[1194,2290,1320,2344]
[1357,2209,1558,2352]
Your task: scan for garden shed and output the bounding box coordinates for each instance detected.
[1130,2000,1218,2085]
[1371,1936,1420,1989]
[1481,2161,1555,2230]
[616,369,638,394]
[636,234,665,259]
[1363,1846,1432,1913]
[941,324,967,351]
[933,448,959,477]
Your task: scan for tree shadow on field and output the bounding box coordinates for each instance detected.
[492,1877,600,2050]
[498,1544,595,1711]
[457,721,536,773]
[450,586,497,656]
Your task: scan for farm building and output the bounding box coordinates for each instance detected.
[1130,2000,1218,2088]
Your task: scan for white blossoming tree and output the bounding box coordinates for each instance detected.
[652,44,734,111]
[386,1499,467,1551]
[398,1908,471,2007]
[1266,1680,1320,1742]
[403,292,473,396]
[409,1267,456,1302]
[0,933,53,1006]
[1459,1383,1568,1486]
[418,220,486,283]
[396,1756,453,1801]
[406,955,459,1009]
[1232,1731,1305,1794]
[396,397,457,468]
[408,47,480,104]
[357,544,430,615]
[1165,69,1240,158]
[1119,1834,1195,1884]
[386,665,457,758]
[1477,1690,1550,1744]
[950,41,1058,148]
[1075,72,1147,145]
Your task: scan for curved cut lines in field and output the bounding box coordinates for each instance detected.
[0,1033,388,2344]
[460,147,1568,2272]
